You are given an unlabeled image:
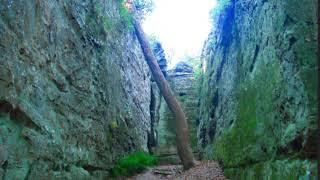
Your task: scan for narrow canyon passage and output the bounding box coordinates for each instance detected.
[0,0,317,179]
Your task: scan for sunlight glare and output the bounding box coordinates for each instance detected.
[143,0,217,68]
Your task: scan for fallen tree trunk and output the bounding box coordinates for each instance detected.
[133,18,195,170]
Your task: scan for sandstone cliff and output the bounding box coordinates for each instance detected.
[198,0,317,178]
[156,62,199,157]
[0,0,152,179]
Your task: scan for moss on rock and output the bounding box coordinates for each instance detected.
[224,159,317,180]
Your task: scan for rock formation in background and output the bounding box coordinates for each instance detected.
[148,39,168,153]
[198,0,317,178]
[156,62,199,163]
[133,18,195,169]
[151,41,168,77]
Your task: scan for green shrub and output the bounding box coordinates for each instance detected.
[189,58,202,80]
[110,151,157,177]
[119,1,134,29]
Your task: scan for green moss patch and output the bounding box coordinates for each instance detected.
[208,61,282,167]
[110,151,157,177]
[224,159,317,180]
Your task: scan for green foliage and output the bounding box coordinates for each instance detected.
[88,0,115,33]
[193,66,202,80]
[110,151,157,177]
[87,0,154,33]
[184,56,202,79]
[186,57,203,96]
[119,1,134,30]
[118,0,154,28]
[210,0,232,19]
[89,0,133,32]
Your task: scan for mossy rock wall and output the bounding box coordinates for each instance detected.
[0,0,152,179]
[224,159,317,180]
[198,0,317,179]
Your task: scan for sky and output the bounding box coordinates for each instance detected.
[143,0,217,68]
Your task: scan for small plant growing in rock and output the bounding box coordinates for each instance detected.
[119,0,134,29]
[110,120,118,129]
[110,151,157,177]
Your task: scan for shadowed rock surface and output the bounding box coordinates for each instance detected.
[0,0,152,179]
[198,0,317,179]
[149,39,168,153]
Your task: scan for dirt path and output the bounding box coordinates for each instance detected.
[129,161,226,180]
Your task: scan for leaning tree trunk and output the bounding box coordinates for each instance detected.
[133,18,195,170]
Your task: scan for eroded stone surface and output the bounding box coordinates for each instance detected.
[0,0,152,179]
[156,62,199,157]
[198,0,317,179]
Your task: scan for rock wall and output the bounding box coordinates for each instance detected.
[0,0,152,179]
[198,0,317,179]
[148,40,167,153]
[156,62,199,158]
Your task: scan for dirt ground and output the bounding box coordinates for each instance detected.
[129,161,226,180]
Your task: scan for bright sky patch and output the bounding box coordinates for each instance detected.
[143,0,217,67]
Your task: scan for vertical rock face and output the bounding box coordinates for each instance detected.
[156,62,199,158]
[148,40,168,153]
[151,41,168,77]
[199,0,317,178]
[0,0,152,179]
